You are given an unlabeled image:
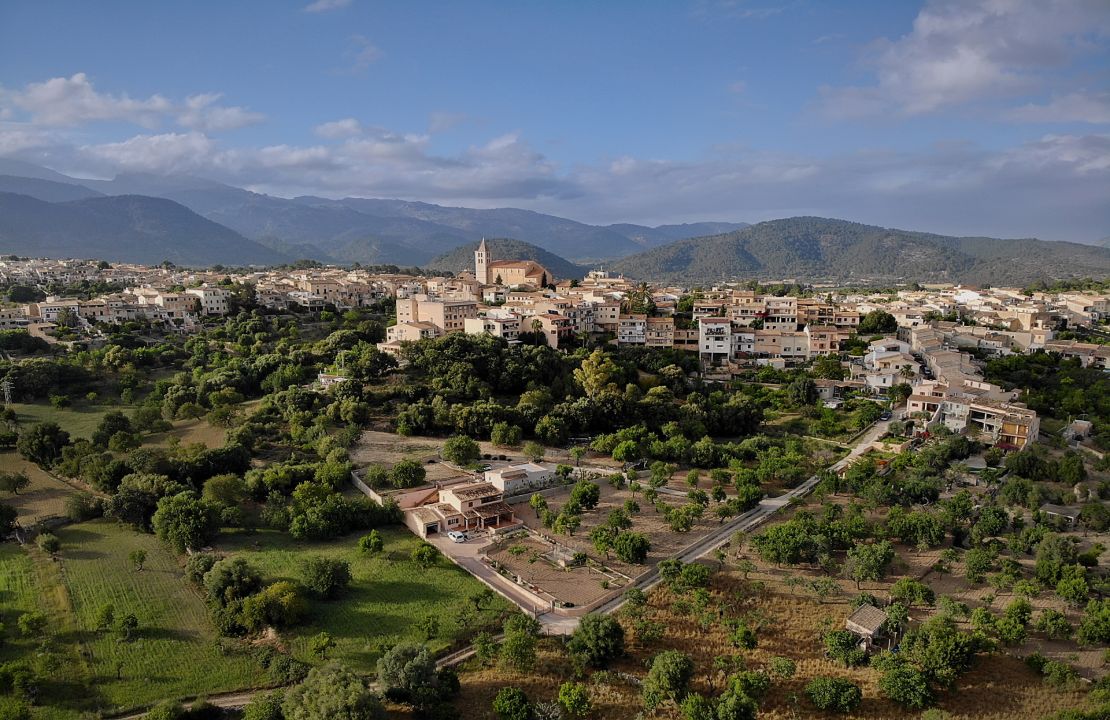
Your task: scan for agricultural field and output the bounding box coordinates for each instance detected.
[0,521,258,719]
[0,451,77,523]
[454,564,1100,720]
[213,526,512,670]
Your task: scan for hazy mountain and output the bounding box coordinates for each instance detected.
[333,198,644,261]
[0,175,103,203]
[605,221,751,249]
[610,217,1110,285]
[428,238,585,279]
[0,161,757,266]
[0,192,289,266]
[1097,236,1110,249]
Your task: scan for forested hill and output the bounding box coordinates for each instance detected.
[609,217,1110,285]
[0,192,290,266]
[428,238,585,279]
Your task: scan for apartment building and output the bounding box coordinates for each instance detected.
[396,295,478,333]
[618,314,647,345]
[186,286,231,315]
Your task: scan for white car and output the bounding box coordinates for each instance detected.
[447,531,468,543]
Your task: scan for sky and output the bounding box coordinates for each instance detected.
[0,0,1108,242]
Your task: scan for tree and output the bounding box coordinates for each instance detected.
[523,441,546,462]
[152,491,221,553]
[301,557,352,599]
[767,656,796,680]
[1078,599,1110,645]
[1034,609,1073,640]
[964,547,995,583]
[558,681,592,719]
[805,676,862,713]
[202,474,247,507]
[0,504,17,536]
[491,422,523,447]
[501,614,540,671]
[570,447,586,467]
[570,480,601,510]
[358,530,384,555]
[529,493,548,517]
[574,350,621,399]
[729,622,757,650]
[0,472,30,495]
[493,687,531,720]
[282,664,385,720]
[116,612,139,641]
[204,557,263,606]
[242,581,307,630]
[613,532,651,564]
[243,691,286,720]
[843,540,894,589]
[858,310,897,334]
[17,611,47,637]
[376,644,439,707]
[17,422,70,467]
[95,603,115,633]
[35,532,60,556]
[443,436,481,465]
[891,578,935,607]
[390,460,427,489]
[412,542,439,569]
[129,549,147,572]
[568,613,625,668]
[642,650,695,709]
[878,663,932,710]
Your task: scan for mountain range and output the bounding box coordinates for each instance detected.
[0,159,742,267]
[0,159,1106,285]
[609,217,1110,286]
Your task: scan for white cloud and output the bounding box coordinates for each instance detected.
[1009,92,1110,125]
[79,132,216,174]
[728,81,747,94]
[0,74,265,133]
[178,93,265,132]
[818,0,1110,119]
[314,118,362,138]
[6,73,171,127]
[304,0,351,13]
[2,87,1108,241]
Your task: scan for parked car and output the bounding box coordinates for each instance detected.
[447,531,468,543]
[880,410,893,421]
[477,464,492,472]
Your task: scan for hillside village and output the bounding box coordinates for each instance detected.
[1,245,1109,719]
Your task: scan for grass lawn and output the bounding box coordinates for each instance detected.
[10,402,133,440]
[0,451,77,523]
[215,527,511,671]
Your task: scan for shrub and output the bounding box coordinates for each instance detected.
[568,613,625,668]
[493,687,531,720]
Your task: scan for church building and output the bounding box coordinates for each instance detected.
[474,239,553,287]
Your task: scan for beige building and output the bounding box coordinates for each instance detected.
[396,294,478,333]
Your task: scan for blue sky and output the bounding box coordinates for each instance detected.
[1,0,1108,242]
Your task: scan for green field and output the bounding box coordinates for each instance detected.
[215,527,511,670]
[0,522,258,718]
[10,402,131,440]
[0,522,511,717]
